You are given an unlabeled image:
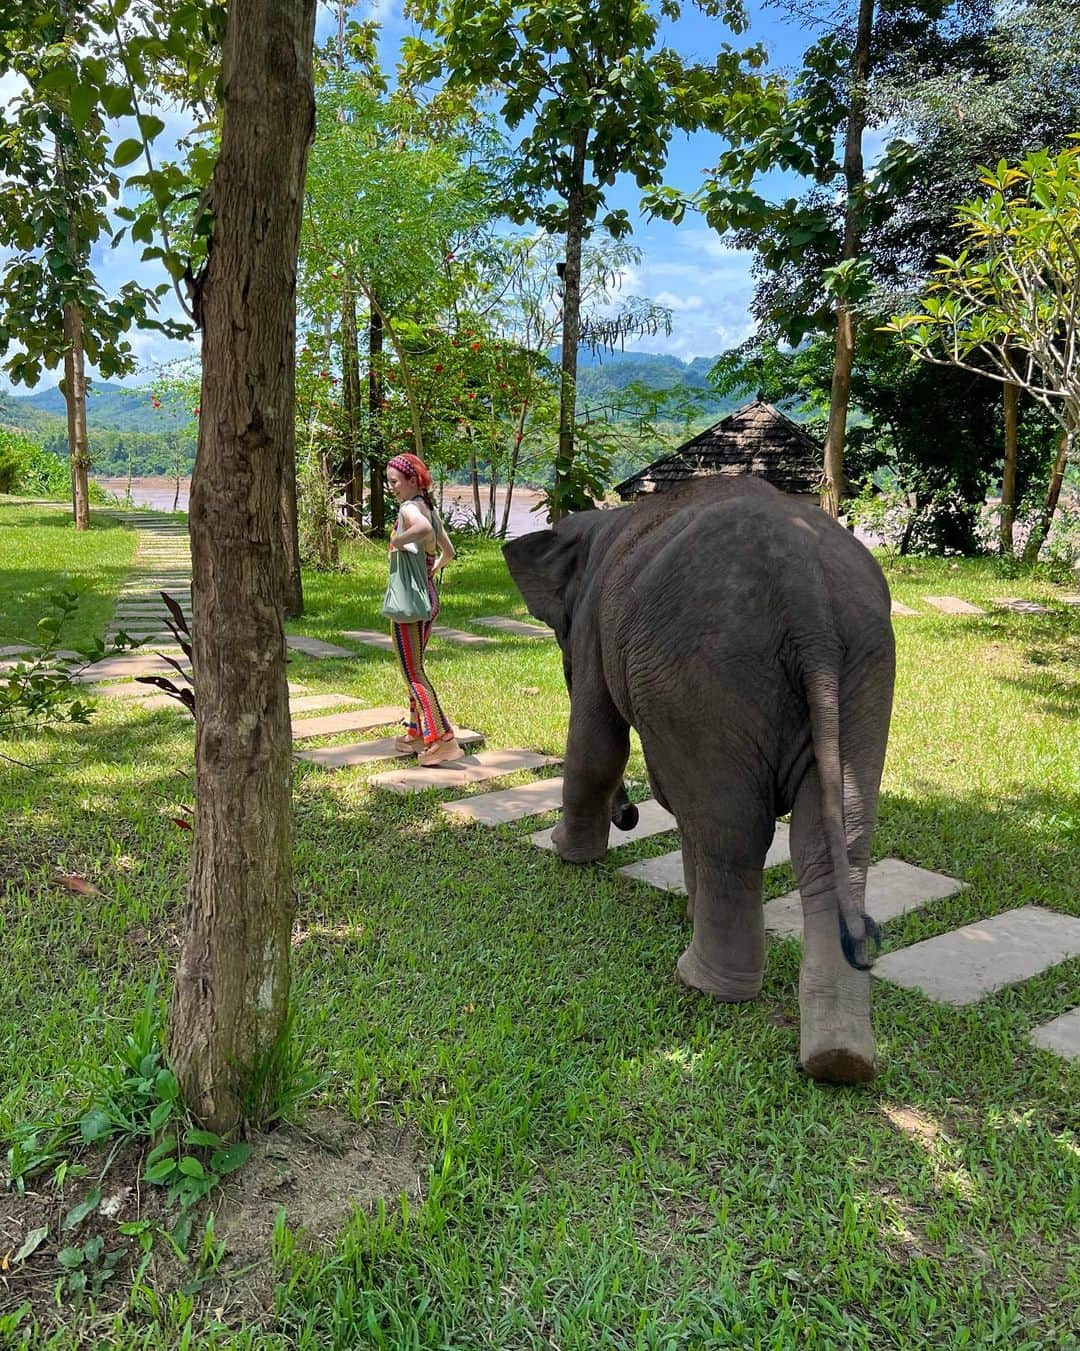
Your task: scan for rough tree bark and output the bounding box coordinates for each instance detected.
[367,301,386,536]
[341,283,363,518]
[1000,381,1019,554]
[168,0,317,1137]
[61,301,90,531]
[1022,418,1073,565]
[820,0,874,519]
[552,125,588,521]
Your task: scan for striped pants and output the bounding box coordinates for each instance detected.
[391,618,451,744]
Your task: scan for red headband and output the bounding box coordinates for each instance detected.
[387,453,432,490]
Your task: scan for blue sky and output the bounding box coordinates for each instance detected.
[3,0,832,394]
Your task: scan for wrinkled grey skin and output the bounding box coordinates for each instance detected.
[503,477,895,1083]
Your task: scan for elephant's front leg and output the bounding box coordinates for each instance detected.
[791,767,875,1084]
[675,839,765,1002]
[551,689,630,864]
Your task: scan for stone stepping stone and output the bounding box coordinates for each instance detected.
[87,681,161,699]
[371,748,559,793]
[1059,594,1080,606]
[0,644,36,658]
[530,798,678,851]
[891,602,919,617]
[299,728,484,769]
[443,776,565,825]
[873,906,1080,1006]
[289,693,362,715]
[762,858,966,938]
[341,629,395,651]
[992,598,1050,614]
[291,705,402,740]
[75,655,191,682]
[1030,1007,1080,1061]
[431,625,496,647]
[286,635,357,658]
[470,616,553,639]
[618,822,792,891]
[923,595,986,616]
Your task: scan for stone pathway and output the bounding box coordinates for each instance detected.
[530,798,677,850]
[992,598,1050,614]
[873,906,1080,1005]
[371,749,558,793]
[891,601,919,617]
[342,626,496,651]
[469,616,553,639]
[1030,1007,1080,1061]
[443,776,565,825]
[762,859,965,938]
[617,823,793,892]
[291,706,403,742]
[299,729,485,770]
[923,595,986,616]
[286,635,357,659]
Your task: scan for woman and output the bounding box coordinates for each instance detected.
[384,452,463,766]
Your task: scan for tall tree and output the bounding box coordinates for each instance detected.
[885,145,1080,564]
[167,0,317,1135]
[0,4,185,528]
[406,0,760,516]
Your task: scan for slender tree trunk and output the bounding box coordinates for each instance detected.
[281,458,303,617]
[341,284,363,519]
[488,462,497,529]
[1000,381,1019,554]
[62,302,91,531]
[173,474,180,513]
[1022,419,1073,564]
[500,399,529,537]
[470,439,482,524]
[820,0,874,519]
[367,301,386,535]
[168,0,317,1137]
[552,126,588,522]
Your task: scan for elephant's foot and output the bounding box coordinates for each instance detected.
[798,965,875,1085]
[551,819,608,865]
[676,942,763,1002]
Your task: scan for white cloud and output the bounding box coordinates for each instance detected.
[653,290,704,313]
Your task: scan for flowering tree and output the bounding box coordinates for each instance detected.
[886,144,1080,562]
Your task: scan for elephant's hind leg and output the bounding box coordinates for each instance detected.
[675,840,765,1002]
[791,767,875,1084]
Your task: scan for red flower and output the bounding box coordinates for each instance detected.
[193,405,200,415]
[471,341,480,351]
[434,363,444,374]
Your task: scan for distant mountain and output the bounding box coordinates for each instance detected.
[550,348,746,418]
[5,380,196,434]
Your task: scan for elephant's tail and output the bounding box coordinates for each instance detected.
[802,661,878,971]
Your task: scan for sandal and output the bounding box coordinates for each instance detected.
[417,735,465,767]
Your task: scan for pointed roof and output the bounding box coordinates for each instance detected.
[613,398,824,500]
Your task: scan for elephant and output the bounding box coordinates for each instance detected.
[502,475,895,1084]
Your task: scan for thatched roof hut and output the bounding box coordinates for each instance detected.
[614,398,824,501]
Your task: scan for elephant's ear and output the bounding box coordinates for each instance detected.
[502,528,581,636]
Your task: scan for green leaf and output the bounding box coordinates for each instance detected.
[113,138,144,168]
[56,1246,84,1270]
[62,1187,101,1232]
[68,83,96,131]
[177,1156,205,1179]
[154,1068,180,1100]
[184,1128,223,1149]
[210,1142,253,1176]
[101,84,134,118]
[79,1108,112,1144]
[149,1100,172,1132]
[137,114,166,142]
[144,1158,178,1184]
[13,1226,49,1264]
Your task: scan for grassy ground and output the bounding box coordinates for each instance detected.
[1,504,1078,1348]
[0,499,138,648]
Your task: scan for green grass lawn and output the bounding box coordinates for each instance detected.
[0,500,138,648]
[1,512,1078,1348]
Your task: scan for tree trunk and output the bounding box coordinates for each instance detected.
[1021,421,1073,565]
[62,301,91,531]
[820,0,874,519]
[500,399,529,537]
[340,283,363,518]
[168,0,317,1137]
[367,301,386,535]
[1000,380,1019,554]
[552,126,588,521]
[470,439,482,525]
[281,455,304,617]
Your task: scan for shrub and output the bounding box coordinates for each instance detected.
[0,429,70,498]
